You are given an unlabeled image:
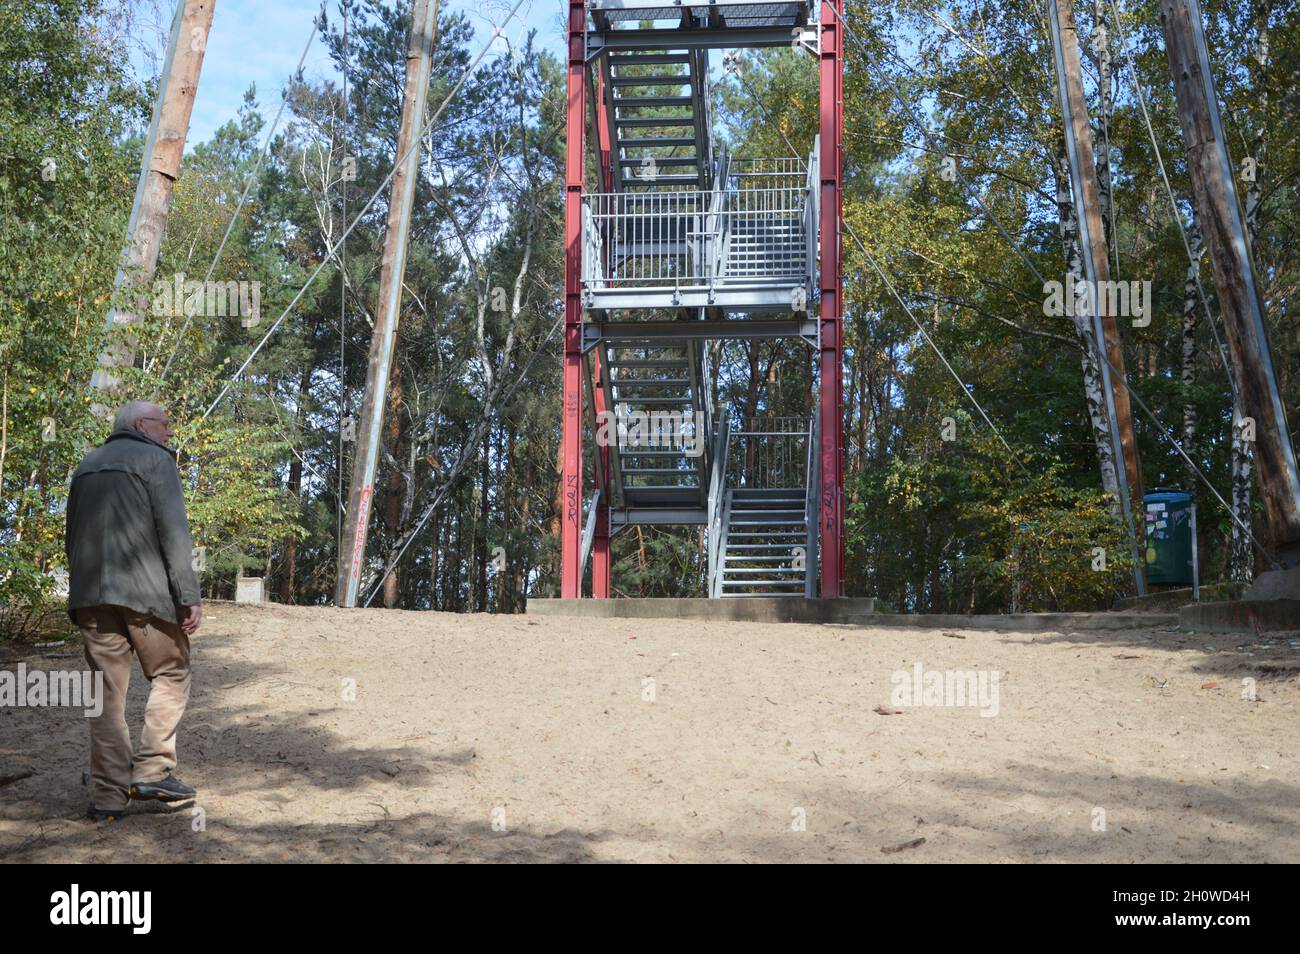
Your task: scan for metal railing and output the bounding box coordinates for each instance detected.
[728,157,806,190]
[580,489,601,579]
[803,413,819,597]
[583,190,713,287]
[706,417,731,596]
[727,415,812,489]
[706,414,816,596]
[718,187,808,280]
[582,149,816,295]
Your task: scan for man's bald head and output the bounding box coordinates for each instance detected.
[113,400,164,433]
[112,401,175,446]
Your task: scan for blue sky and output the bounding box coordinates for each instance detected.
[130,0,567,146]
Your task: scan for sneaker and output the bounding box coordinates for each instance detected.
[129,774,196,802]
[88,807,126,822]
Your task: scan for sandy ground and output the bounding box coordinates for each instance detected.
[1,601,1297,863]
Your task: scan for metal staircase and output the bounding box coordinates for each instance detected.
[569,0,837,598]
[602,47,712,193]
[597,338,709,512]
[708,417,818,596]
[716,488,810,596]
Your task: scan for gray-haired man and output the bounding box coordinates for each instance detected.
[66,401,202,821]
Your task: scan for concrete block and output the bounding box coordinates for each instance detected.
[1245,567,1300,601]
[235,577,266,604]
[1178,599,1300,633]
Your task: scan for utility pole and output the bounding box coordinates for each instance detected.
[336,0,440,607]
[1159,0,1300,568]
[1047,0,1146,593]
[90,0,216,408]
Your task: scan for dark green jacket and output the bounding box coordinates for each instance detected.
[65,429,201,624]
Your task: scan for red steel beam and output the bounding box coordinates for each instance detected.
[595,66,615,192]
[818,0,845,597]
[591,62,614,598]
[562,1,586,598]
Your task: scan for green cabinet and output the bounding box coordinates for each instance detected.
[1143,490,1194,585]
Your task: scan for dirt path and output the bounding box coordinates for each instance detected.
[2,602,1297,863]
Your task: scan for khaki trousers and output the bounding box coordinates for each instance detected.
[76,605,192,811]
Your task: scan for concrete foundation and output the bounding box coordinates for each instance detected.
[526,598,1177,632]
[1178,599,1300,633]
[1244,566,1300,601]
[1113,581,1246,612]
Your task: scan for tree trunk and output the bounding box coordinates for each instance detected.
[1053,140,1120,508]
[281,460,301,603]
[1090,0,1116,270]
[1160,0,1300,560]
[382,371,404,608]
[1053,0,1145,545]
[514,485,530,610]
[1181,223,1204,491]
[476,426,490,612]
[1231,414,1255,582]
[430,512,440,611]
[500,423,517,612]
[636,525,647,597]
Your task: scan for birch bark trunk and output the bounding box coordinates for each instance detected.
[1053,141,1120,508]
[1181,224,1204,492]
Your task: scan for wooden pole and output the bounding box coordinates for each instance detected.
[90,0,216,406]
[336,0,440,606]
[1048,0,1146,591]
[1159,0,1300,564]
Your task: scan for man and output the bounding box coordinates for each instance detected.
[66,400,202,821]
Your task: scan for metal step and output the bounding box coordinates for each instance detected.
[610,53,692,66]
[612,378,690,387]
[720,580,805,588]
[615,116,696,127]
[613,96,693,108]
[632,175,702,186]
[618,452,702,460]
[612,360,689,369]
[716,590,805,596]
[618,157,700,167]
[610,74,690,86]
[617,136,698,148]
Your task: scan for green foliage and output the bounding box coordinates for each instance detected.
[0,1,143,632]
[848,420,1132,611]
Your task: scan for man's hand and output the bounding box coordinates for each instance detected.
[181,603,202,636]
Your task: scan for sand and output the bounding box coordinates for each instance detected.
[2,601,1296,863]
